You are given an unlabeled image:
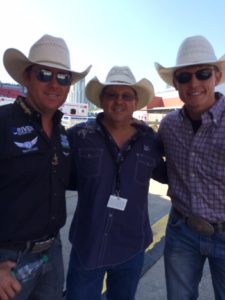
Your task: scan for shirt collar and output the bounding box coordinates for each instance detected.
[207,92,225,125]
[15,95,63,124]
[179,92,225,125]
[96,112,150,133]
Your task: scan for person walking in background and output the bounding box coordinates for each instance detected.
[155,35,225,300]
[66,65,167,300]
[0,34,90,300]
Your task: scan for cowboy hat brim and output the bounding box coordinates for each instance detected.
[85,77,154,110]
[155,58,225,87]
[3,48,91,86]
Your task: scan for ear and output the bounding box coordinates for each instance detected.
[173,78,178,90]
[134,97,138,109]
[215,69,222,85]
[22,70,31,87]
[100,92,107,108]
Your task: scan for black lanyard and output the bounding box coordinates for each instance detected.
[99,123,139,195]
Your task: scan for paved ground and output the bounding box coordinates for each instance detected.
[61,180,215,299]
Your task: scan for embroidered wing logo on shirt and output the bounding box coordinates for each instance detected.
[14,137,38,153]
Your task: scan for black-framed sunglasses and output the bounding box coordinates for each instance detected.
[33,68,72,86]
[174,68,214,84]
[103,91,136,102]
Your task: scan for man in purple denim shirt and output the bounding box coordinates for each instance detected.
[66,66,167,300]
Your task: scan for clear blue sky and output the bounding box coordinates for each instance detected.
[2,0,225,92]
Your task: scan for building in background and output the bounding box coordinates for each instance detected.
[67,78,86,104]
[67,78,97,111]
[0,82,26,106]
[147,88,182,123]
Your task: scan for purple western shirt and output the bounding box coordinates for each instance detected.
[158,92,225,223]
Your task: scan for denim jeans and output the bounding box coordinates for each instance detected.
[164,209,225,300]
[66,247,144,300]
[0,235,64,300]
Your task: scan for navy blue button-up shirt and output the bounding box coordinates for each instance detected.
[67,114,166,269]
[0,96,71,241]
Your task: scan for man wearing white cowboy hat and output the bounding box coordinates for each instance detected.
[155,35,225,300]
[0,34,90,300]
[66,66,167,300]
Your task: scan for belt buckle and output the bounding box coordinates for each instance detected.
[214,222,225,233]
[31,237,55,253]
[187,215,214,236]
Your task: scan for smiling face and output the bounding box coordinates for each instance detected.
[173,64,222,119]
[100,85,138,126]
[23,64,71,117]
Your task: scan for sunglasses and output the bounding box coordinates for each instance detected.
[33,68,72,86]
[174,68,213,84]
[103,91,136,102]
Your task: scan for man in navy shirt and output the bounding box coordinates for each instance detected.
[66,66,167,300]
[0,34,90,300]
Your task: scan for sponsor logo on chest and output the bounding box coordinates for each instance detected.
[12,126,34,136]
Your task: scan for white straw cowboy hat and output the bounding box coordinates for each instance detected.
[85,66,154,110]
[155,35,225,87]
[3,34,91,86]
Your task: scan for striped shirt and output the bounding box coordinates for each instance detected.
[159,93,225,222]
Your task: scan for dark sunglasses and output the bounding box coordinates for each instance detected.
[33,68,72,86]
[174,68,213,84]
[103,91,136,101]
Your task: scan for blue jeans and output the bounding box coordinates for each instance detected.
[66,247,144,300]
[0,235,64,300]
[164,209,225,300]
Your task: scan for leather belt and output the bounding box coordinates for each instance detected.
[173,207,225,236]
[0,235,56,253]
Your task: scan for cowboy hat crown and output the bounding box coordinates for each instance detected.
[85,66,154,110]
[155,35,225,87]
[3,34,91,86]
